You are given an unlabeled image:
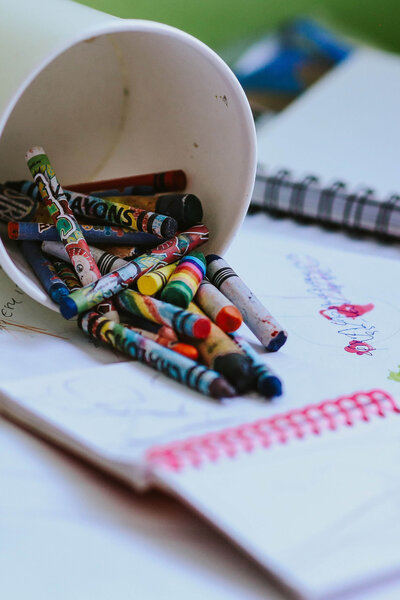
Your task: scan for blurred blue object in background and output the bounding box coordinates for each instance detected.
[232,18,353,113]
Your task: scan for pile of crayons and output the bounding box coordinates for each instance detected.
[0,146,288,400]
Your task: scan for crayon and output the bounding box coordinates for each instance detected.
[60,225,209,319]
[126,326,198,360]
[134,330,198,360]
[0,183,52,224]
[161,252,206,308]
[4,180,181,233]
[66,191,177,238]
[4,179,154,200]
[42,240,128,274]
[89,186,154,197]
[25,146,118,322]
[66,169,187,195]
[0,184,39,222]
[20,241,69,304]
[188,303,255,394]
[78,311,235,399]
[8,222,161,246]
[52,259,81,292]
[121,313,178,342]
[102,245,144,259]
[206,254,288,352]
[230,333,282,399]
[137,262,177,296]
[195,279,243,332]
[113,193,203,229]
[115,289,211,339]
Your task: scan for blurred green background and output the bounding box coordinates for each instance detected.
[75,0,398,55]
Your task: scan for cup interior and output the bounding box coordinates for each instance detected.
[0,24,256,310]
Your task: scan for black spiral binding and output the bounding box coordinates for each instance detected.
[251,166,400,239]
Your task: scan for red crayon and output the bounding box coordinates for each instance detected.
[67,170,187,195]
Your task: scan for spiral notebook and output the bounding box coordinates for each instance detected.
[1,212,400,600]
[252,46,400,239]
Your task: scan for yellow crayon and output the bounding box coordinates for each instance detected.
[137,262,178,296]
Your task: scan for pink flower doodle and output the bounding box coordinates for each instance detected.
[320,302,374,321]
[344,340,375,356]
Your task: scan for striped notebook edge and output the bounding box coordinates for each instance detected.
[251,166,400,239]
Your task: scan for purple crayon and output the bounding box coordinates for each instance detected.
[78,311,235,399]
[8,222,160,246]
[206,254,288,351]
[20,241,69,304]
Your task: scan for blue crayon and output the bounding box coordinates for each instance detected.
[8,221,160,246]
[20,241,69,304]
[230,333,282,399]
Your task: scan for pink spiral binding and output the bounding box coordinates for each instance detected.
[146,389,399,472]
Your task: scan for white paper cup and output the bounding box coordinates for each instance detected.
[0,0,256,311]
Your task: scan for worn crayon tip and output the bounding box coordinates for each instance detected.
[7,222,19,239]
[214,354,255,394]
[265,330,288,352]
[216,305,243,333]
[182,194,203,226]
[157,194,203,228]
[160,216,178,239]
[170,342,199,361]
[205,253,222,265]
[192,317,212,339]
[25,145,45,161]
[258,375,283,399]
[162,287,190,309]
[60,296,78,320]
[209,377,236,399]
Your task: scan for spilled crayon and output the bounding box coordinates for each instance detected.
[115,288,211,339]
[161,252,206,308]
[78,310,235,399]
[195,278,243,332]
[25,146,118,321]
[206,254,287,351]
[60,225,209,319]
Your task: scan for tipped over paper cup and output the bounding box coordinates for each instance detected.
[0,0,256,310]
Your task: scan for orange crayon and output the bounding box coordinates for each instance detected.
[127,326,198,359]
[195,279,243,332]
